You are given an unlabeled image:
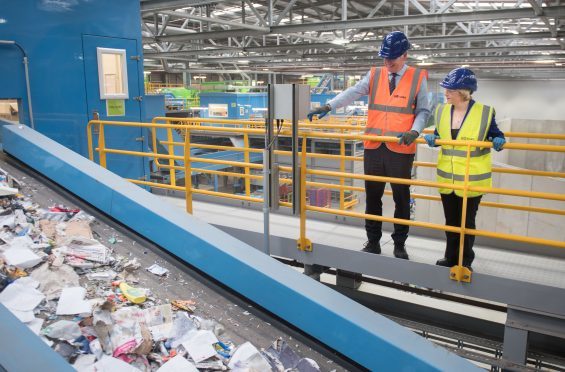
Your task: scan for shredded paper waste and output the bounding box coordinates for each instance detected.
[0,167,325,371]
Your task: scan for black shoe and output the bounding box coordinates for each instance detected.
[393,244,409,260]
[436,258,455,267]
[361,241,381,254]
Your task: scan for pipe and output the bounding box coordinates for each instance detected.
[0,40,35,129]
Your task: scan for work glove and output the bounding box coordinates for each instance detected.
[492,137,506,152]
[424,134,439,147]
[307,104,331,122]
[397,130,419,145]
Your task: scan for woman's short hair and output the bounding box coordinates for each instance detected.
[457,89,472,101]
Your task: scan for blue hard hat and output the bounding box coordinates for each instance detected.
[378,31,411,59]
[440,68,478,92]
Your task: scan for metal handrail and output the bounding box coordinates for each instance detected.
[87,119,565,282]
[88,120,564,214]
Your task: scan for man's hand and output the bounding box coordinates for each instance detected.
[307,104,331,122]
[492,137,506,152]
[397,130,419,145]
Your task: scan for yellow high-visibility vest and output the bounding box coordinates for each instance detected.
[435,102,494,197]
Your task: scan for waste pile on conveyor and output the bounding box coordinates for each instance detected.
[0,168,324,371]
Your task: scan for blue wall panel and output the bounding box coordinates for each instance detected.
[0,0,146,179]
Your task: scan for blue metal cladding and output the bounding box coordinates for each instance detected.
[2,124,479,372]
[0,0,147,180]
[0,304,73,372]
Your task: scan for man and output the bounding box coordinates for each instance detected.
[307,31,430,260]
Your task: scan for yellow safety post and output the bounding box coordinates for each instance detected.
[298,135,312,251]
[450,143,473,283]
[339,128,345,210]
[183,127,193,214]
[98,123,107,168]
[167,127,177,187]
[150,119,160,170]
[86,121,94,161]
[243,130,251,197]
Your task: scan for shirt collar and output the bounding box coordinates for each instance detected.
[389,64,408,77]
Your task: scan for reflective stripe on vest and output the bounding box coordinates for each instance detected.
[435,102,494,197]
[441,147,490,158]
[437,169,492,181]
[364,66,426,153]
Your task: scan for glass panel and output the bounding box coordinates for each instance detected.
[0,99,19,122]
[101,53,124,95]
[97,47,128,99]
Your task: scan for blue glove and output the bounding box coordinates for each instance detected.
[307,104,331,122]
[424,134,438,147]
[397,130,419,145]
[492,137,505,152]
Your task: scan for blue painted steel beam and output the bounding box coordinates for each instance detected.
[0,304,73,372]
[2,124,478,371]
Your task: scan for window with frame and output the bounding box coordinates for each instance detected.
[97,48,129,99]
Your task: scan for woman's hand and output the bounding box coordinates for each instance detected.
[424,134,439,147]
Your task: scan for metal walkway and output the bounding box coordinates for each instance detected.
[158,196,565,290]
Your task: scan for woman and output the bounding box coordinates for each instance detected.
[424,68,505,270]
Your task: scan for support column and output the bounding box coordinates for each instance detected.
[502,326,528,365]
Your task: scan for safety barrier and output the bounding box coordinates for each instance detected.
[87,118,565,282]
[144,82,185,93]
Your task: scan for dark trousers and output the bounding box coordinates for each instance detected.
[364,146,414,246]
[440,192,482,264]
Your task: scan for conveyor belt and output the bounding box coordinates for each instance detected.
[2,124,480,371]
[154,195,565,368]
[0,153,356,372]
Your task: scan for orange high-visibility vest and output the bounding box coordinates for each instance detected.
[365,66,427,154]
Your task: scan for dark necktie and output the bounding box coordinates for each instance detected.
[389,73,398,94]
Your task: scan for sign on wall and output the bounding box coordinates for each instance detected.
[106,99,125,116]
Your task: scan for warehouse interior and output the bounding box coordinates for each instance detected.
[0,1,564,371]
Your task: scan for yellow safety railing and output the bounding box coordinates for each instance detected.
[149,117,565,215]
[149,117,363,209]
[87,119,565,283]
[145,82,185,93]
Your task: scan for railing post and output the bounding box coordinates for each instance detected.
[98,123,107,168]
[298,135,312,251]
[183,127,193,214]
[167,125,177,187]
[450,142,473,283]
[87,121,94,161]
[150,118,161,171]
[243,129,251,197]
[339,128,345,210]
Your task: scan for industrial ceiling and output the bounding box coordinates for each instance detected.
[140,0,565,80]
